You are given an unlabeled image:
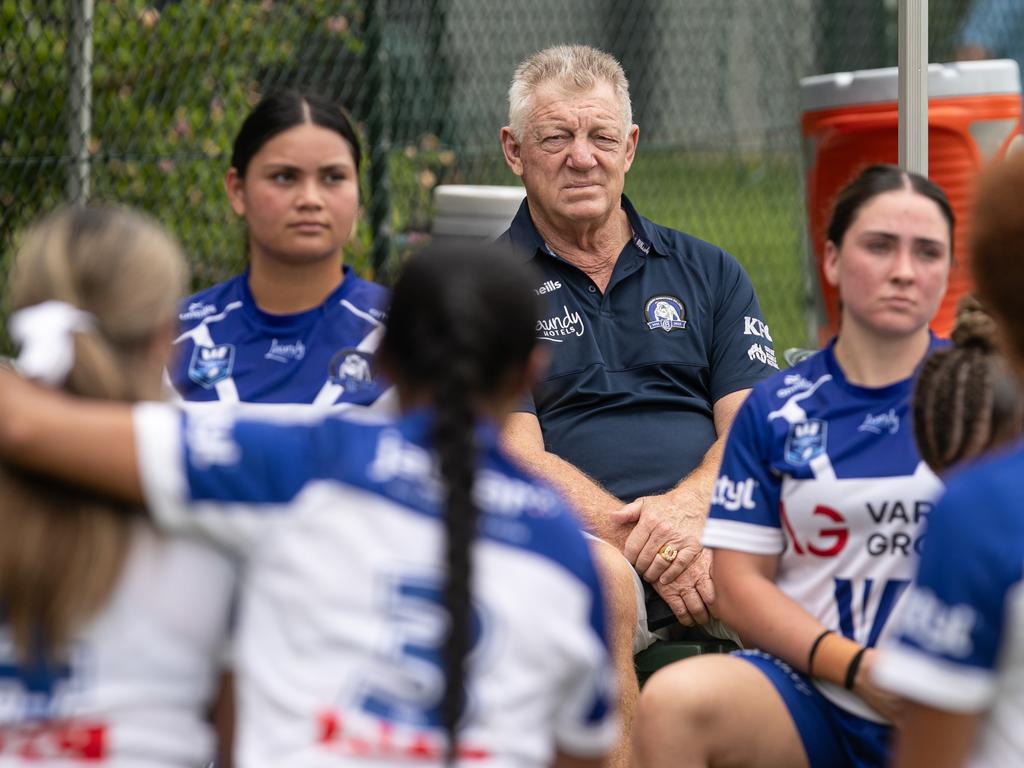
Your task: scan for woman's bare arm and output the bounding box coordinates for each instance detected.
[0,366,143,501]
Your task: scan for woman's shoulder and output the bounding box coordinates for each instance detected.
[176,274,246,327]
[745,348,832,411]
[341,271,391,310]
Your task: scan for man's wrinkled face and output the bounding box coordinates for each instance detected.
[501,81,638,229]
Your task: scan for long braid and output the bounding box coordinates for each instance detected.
[378,241,540,764]
[434,340,480,764]
[913,295,1024,473]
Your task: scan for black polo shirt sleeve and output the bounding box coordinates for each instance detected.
[516,388,537,415]
[707,248,778,403]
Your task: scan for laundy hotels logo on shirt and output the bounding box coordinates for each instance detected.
[536,305,585,342]
[643,295,687,332]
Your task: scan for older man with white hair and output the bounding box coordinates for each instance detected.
[497,44,777,765]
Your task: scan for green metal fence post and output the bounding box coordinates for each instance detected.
[366,0,393,280]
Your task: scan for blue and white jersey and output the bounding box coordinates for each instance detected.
[0,524,235,766]
[168,267,391,412]
[703,338,944,722]
[875,442,1024,767]
[133,405,616,768]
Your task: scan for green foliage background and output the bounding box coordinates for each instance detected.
[0,0,461,313]
[0,0,984,359]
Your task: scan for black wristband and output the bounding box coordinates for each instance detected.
[844,647,868,690]
[807,629,833,676]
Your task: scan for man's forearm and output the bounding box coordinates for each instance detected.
[664,387,750,520]
[501,412,628,545]
[509,446,627,543]
[664,431,727,521]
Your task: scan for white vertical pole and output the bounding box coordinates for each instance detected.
[67,0,94,203]
[898,0,928,175]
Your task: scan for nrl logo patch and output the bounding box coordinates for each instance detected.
[643,295,687,332]
[329,348,376,392]
[188,344,235,389]
[784,419,827,466]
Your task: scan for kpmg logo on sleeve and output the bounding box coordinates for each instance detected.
[744,316,772,341]
[747,342,778,369]
[188,344,235,389]
[643,295,687,332]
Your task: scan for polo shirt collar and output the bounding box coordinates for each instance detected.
[507,193,664,260]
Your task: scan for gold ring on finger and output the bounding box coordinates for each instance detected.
[657,544,678,563]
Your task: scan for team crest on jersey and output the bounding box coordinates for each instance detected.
[644,295,687,332]
[188,344,235,389]
[784,419,828,466]
[329,348,375,391]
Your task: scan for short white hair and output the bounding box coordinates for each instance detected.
[507,45,632,140]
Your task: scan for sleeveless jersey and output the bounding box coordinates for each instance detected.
[133,404,616,768]
[167,267,391,412]
[875,440,1024,767]
[0,524,235,766]
[703,338,944,722]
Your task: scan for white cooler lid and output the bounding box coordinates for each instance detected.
[433,184,527,218]
[801,59,1021,112]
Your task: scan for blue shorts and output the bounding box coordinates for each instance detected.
[735,650,891,768]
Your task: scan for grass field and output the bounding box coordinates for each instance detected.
[624,150,814,357]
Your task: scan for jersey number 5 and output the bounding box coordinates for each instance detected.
[358,575,485,729]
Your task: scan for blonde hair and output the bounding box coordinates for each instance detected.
[1,205,187,658]
[507,44,632,140]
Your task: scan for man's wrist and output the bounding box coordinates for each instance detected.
[665,485,710,519]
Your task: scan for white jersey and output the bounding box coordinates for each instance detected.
[0,524,235,766]
[703,339,944,721]
[875,441,1024,767]
[134,404,617,768]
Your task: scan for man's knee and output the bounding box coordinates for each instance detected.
[589,539,640,629]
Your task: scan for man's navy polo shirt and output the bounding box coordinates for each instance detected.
[499,195,777,502]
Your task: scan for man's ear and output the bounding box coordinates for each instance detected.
[500,127,525,177]
[623,124,639,173]
[224,168,246,218]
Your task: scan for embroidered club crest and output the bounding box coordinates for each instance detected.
[188,344,235,389]
[329,348,375,392]
[784,419,828,466]
[644,295,687,332]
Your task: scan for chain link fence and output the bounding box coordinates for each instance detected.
[0,0,999,356]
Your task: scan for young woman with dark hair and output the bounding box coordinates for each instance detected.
[168,90,391,412]
[0,206,234,765]
[0,241,616,768]
[634,164,954,768]
[875,152,1024,768]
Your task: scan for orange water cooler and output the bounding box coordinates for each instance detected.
[801,60,1021,341]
